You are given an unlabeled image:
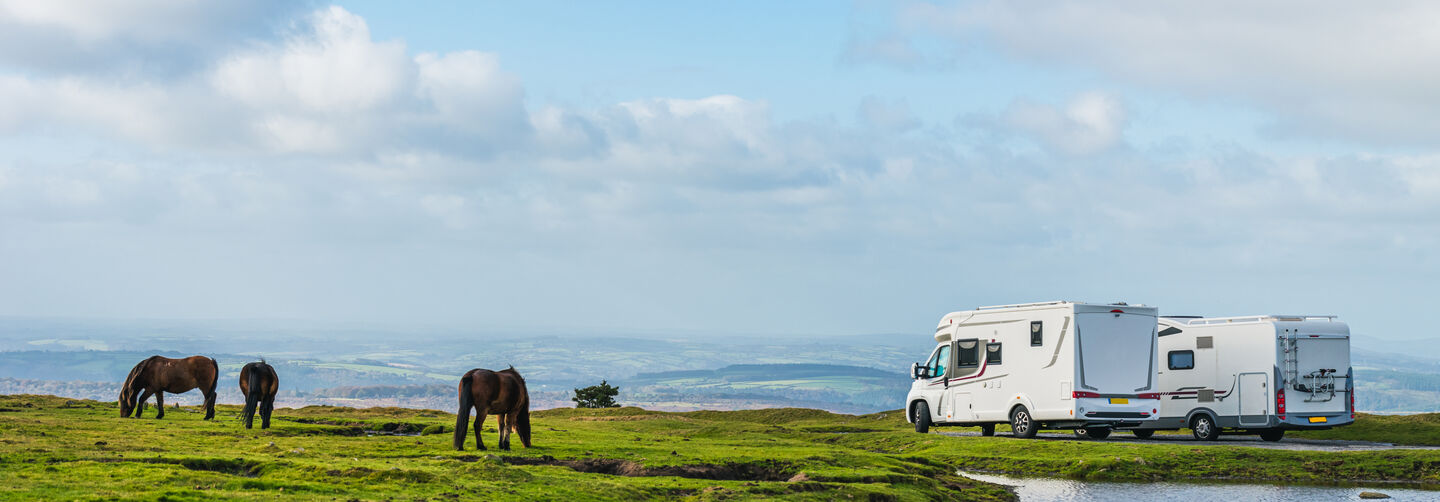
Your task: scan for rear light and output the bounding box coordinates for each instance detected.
[1277,388,1286,420]
[1073,391,1101,398]
[1137,393,1161,400]
[1350,389,1356,419]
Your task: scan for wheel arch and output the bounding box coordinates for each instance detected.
[1185,408,1218,427]
[908,398,933,424]
[1006,395,1035,420]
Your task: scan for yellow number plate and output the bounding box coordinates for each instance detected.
[1309,416,1327,423]
[1109,398,1129,404]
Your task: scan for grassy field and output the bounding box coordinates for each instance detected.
[1289,412,1440,445]
[3,395,1440,501]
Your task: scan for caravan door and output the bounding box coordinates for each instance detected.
[1237,372,1270,425]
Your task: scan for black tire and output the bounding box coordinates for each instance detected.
[1010,406,1037,438]
[1259,429,1285,442]
[1084,427,1111,439]
[1190,415,1221,441]
[913,402,932,434]
[980,424,995,436]
[1131,429,1155,439]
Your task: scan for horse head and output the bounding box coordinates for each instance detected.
[117,385,135,417]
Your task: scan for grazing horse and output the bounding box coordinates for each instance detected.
[239,361,279,429]
[453,367,532,451]
[118,355,219,420]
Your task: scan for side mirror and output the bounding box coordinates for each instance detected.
[911,362,925,380]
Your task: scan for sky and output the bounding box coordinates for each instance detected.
[0,1,1436,339]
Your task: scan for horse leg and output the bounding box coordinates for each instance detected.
[497,413,510,451]
[472,409,489,451]
[154,392,165,419]
[204,389,217,420]
[134,389,154,418]
[260,395,274,429]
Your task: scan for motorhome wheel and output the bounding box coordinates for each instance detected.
[979,424,995,436]
[1191,415,1220,441]
[1010,406,1037,438]
[913,402,931,434]
[1131,429,1154,439]
[1259,429,1284,442]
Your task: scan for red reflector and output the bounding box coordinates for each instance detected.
[1110,309,1124,313]
[1073,391,1101,398]
[1137,393,1161,400]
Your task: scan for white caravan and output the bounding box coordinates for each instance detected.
[1120,315,1354,441]
[905,301,1162,438]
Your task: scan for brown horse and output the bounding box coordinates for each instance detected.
[119,355,219,420]
[239,361,279,429]
[453,367,532,451]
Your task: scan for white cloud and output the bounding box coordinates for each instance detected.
[0,0,300,75]
[858,96,921,133]
[1,3,1436,333]
[1001,92,1126,156]
[897,0,1440,146]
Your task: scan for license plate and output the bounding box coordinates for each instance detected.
[1309,416,1327,423]
[1109,398,1129,404]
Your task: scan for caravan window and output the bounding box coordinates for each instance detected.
[928,345,951,378]
[1031,321,1043,346]
[986,343,1002,364]
[1168,350,1194,370]
[957,340,980,367]
[953,339,981,378]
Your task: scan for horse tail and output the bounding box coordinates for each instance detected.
[202,357,219,420]
[453,372,474,450]
[207,358,220,393]
[242,364,261,429]
[516,397,532,447]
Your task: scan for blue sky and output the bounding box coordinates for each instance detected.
[0,1,1436,339]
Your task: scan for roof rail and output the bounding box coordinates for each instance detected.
[977,301,1070,310]
[1174,315,1337,325]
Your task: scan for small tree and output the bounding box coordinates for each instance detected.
[573,380,620,408]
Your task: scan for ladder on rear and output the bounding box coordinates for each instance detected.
[1280,330,1337,402]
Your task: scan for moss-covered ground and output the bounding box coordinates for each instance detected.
[3,395,1440,501]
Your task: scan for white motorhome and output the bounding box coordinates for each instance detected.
[905,301,1162,438]
[1119,315,1354,441]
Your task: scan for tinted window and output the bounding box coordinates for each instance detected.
[1168,350,1195,370]
[986,343,1002,364]
[1031,321,1043,346]
[957,340,980,367]
[929,345,950,377]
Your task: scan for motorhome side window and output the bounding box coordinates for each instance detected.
[928,345,951,378]
[1168,350,1194,370]
[953,339,981,377]
[986,343,1002,364]
[1030,321,1043,346]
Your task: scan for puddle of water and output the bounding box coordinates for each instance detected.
[959,471,1437,502]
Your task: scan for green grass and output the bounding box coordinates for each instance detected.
[4,395,1440,501]
[0,395,1009,501]
[1289,413,1440,445]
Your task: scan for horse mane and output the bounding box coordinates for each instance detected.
[500,365,524,382]
[120,356,156,403]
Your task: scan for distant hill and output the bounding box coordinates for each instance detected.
[620,363,909,413]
